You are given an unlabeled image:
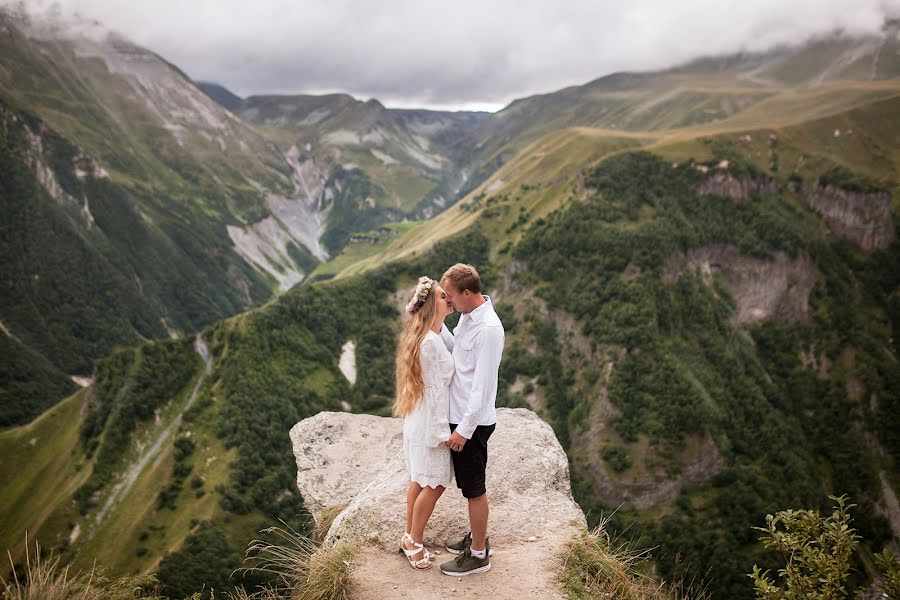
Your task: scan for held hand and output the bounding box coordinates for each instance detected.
[448,431,467,452]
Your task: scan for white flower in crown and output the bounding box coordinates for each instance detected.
[406,276,435,314]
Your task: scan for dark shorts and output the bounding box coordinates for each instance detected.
[449,423,495,499]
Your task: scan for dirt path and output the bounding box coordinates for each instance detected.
[348,529,575,599]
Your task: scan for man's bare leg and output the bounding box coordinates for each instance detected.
[468,493,489,552]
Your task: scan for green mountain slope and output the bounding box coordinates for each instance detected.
[1,7,482,421]
[3,10,900,600]
[7,97,897,599]
[508,150,898,596]
[244,95,900,597]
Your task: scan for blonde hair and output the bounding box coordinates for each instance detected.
[442,263,481,294]
[393,279,439,417]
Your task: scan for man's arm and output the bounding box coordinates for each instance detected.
[453,325,504,440]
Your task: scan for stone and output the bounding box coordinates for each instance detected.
[696,172,780,201]
[289,408,587,549]
[289,408,587,599]
[663,243,819,326]
[801,182,895,251]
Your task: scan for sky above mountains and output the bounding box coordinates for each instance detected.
[23,0,900,111]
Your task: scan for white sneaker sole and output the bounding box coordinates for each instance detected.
[441,562,491,576]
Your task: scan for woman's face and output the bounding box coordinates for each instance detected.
[433,284,452,321]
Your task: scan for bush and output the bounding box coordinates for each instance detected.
[874,549,900,600]
[602,445,633,473]
[748,495,859,599]
[157,521,243,599]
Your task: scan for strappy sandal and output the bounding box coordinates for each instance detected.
[399,532,433,570]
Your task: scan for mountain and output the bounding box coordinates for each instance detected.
[198,86,493,250]
[0,5,484,425]
[320,86,900,596]
[0,5,309,424]
[2,8,899,600]
[195,82,243,113]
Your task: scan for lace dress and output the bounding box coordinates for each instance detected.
[403,330,455,489]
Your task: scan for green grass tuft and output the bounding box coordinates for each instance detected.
[561,517,710,600]
[234,521,359,600]
[1,533,167,600]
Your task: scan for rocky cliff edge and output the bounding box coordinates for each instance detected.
[289,407,587,598]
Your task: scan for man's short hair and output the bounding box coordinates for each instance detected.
[442,263,482,294]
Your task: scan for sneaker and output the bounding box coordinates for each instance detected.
[440,537,491,576]
[445,531,492,556]
[445,531,471,555]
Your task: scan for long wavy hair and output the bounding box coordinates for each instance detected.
[393,280,439,417]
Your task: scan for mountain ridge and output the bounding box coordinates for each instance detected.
[1,7,899,599]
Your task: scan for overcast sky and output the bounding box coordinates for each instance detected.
[29,0,900,111]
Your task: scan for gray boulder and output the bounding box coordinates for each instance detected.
[289,407,587,549]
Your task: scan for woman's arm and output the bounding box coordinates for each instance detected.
[439,322,455,352]
[421,338,452,447]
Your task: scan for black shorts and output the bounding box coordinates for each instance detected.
[449,423,495,499]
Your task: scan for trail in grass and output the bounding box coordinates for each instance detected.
[90,334,212,530]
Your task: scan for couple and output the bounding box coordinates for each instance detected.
[393,263,505,576]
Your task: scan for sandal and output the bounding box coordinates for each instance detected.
[399,532,434,560]
[399,532,432,570]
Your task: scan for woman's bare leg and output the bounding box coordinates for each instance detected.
[410,485,445,547]
[405,481,422,536]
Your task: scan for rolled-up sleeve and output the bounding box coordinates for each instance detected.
[455,325,504,439]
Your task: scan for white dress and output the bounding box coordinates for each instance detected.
[403,330,455,489]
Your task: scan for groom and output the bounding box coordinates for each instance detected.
[437,263,505,576]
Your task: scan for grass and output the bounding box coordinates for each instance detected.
[0,350,251,583]
[309,220,425,279]
[311,505,347,544]
[0,388,92,570]
[66,370,243,577]
[1,533,167,600]
[233,521,359,600]
[560,518,710,600]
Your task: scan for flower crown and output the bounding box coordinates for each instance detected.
[406,276,435,314]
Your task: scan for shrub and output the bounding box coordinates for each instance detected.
[873,549,900,600]
[748,495,859,599]
[602,445,633,473]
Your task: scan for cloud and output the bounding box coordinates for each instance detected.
[29,0,900,110]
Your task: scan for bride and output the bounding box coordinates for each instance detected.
[394,276,455,570]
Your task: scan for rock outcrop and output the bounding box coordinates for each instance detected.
[289,408,587,599]
[664,243,819,325]
[697,172,780,200]
[801,182,895,251]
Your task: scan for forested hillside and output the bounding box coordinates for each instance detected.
[2,8,899,598]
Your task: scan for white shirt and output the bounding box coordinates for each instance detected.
[439,295,505,439]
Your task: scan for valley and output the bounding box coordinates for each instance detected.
[1,6,899,598]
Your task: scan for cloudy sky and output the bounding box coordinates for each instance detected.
[36,0,900,111]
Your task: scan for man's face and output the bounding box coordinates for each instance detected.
[440,279,468,313]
